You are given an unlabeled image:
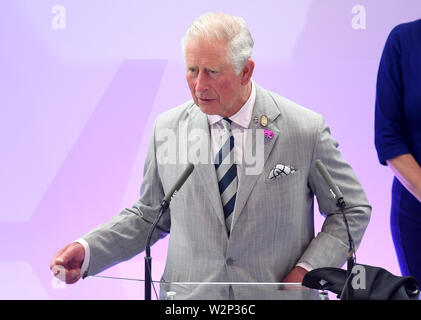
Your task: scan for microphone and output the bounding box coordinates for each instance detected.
[315,159,346,208]
[162,162,194,208]
[144,163,194,300]
[315,159,355,299]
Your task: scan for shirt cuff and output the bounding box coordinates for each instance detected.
[296,262,313,272]
[74,238,90,278]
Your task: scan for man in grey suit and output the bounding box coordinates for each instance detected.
[50,12,371,299]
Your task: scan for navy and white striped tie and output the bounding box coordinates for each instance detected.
[215,118,237,235]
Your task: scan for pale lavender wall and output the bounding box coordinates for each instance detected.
[0,0,420,299]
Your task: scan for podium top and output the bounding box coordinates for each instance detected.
[161,281,321,300]
[92,275,325,300]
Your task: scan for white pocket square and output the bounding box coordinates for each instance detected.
[269,164,297,179]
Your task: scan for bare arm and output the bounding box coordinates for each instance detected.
[387,153,421,202]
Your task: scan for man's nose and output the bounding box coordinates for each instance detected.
[195,71,208,93]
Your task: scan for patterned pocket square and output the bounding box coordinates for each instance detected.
[269,164,297,179]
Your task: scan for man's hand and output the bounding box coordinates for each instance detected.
[50,243,85,284]
[282,266,308,283]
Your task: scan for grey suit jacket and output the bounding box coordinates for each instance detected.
[82,84,371,299]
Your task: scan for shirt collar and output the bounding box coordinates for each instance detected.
[207,80,256,129]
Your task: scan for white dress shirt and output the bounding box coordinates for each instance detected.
[207,80,256,178]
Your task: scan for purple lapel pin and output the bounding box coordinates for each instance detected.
[264,129,274,140]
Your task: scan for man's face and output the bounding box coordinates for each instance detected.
[185,37,248,117]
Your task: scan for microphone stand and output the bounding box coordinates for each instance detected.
[142,163,194,300]
[144,199,169,300]
[336,196,356,300]
[314,160,356,300]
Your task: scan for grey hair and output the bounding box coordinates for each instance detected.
[181,12,254,75]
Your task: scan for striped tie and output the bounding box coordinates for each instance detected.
[215,118,237,235]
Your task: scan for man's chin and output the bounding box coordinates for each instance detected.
[196,103,219,116]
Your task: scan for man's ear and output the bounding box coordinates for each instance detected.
[240,59,255,85]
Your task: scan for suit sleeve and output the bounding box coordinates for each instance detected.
[375,26,409,165]
[82,119,170,276]
[297,116,371,269]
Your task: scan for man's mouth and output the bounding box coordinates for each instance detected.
[198,97,215,103]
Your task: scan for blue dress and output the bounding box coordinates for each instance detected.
[375,19,421,284]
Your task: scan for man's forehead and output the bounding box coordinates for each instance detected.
[185,38,229,66]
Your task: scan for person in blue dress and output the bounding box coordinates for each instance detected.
[375,19,421,285]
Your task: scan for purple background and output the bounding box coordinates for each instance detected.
[1,1,420,299]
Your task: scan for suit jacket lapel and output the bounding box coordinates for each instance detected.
[232,85,282,229]
[187,105,226,228]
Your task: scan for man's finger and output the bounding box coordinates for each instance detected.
[58,246,75,264]
[51,264,68,282]
[52,243,80,267]
[66,268,82,284]
[50,243,73,270]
